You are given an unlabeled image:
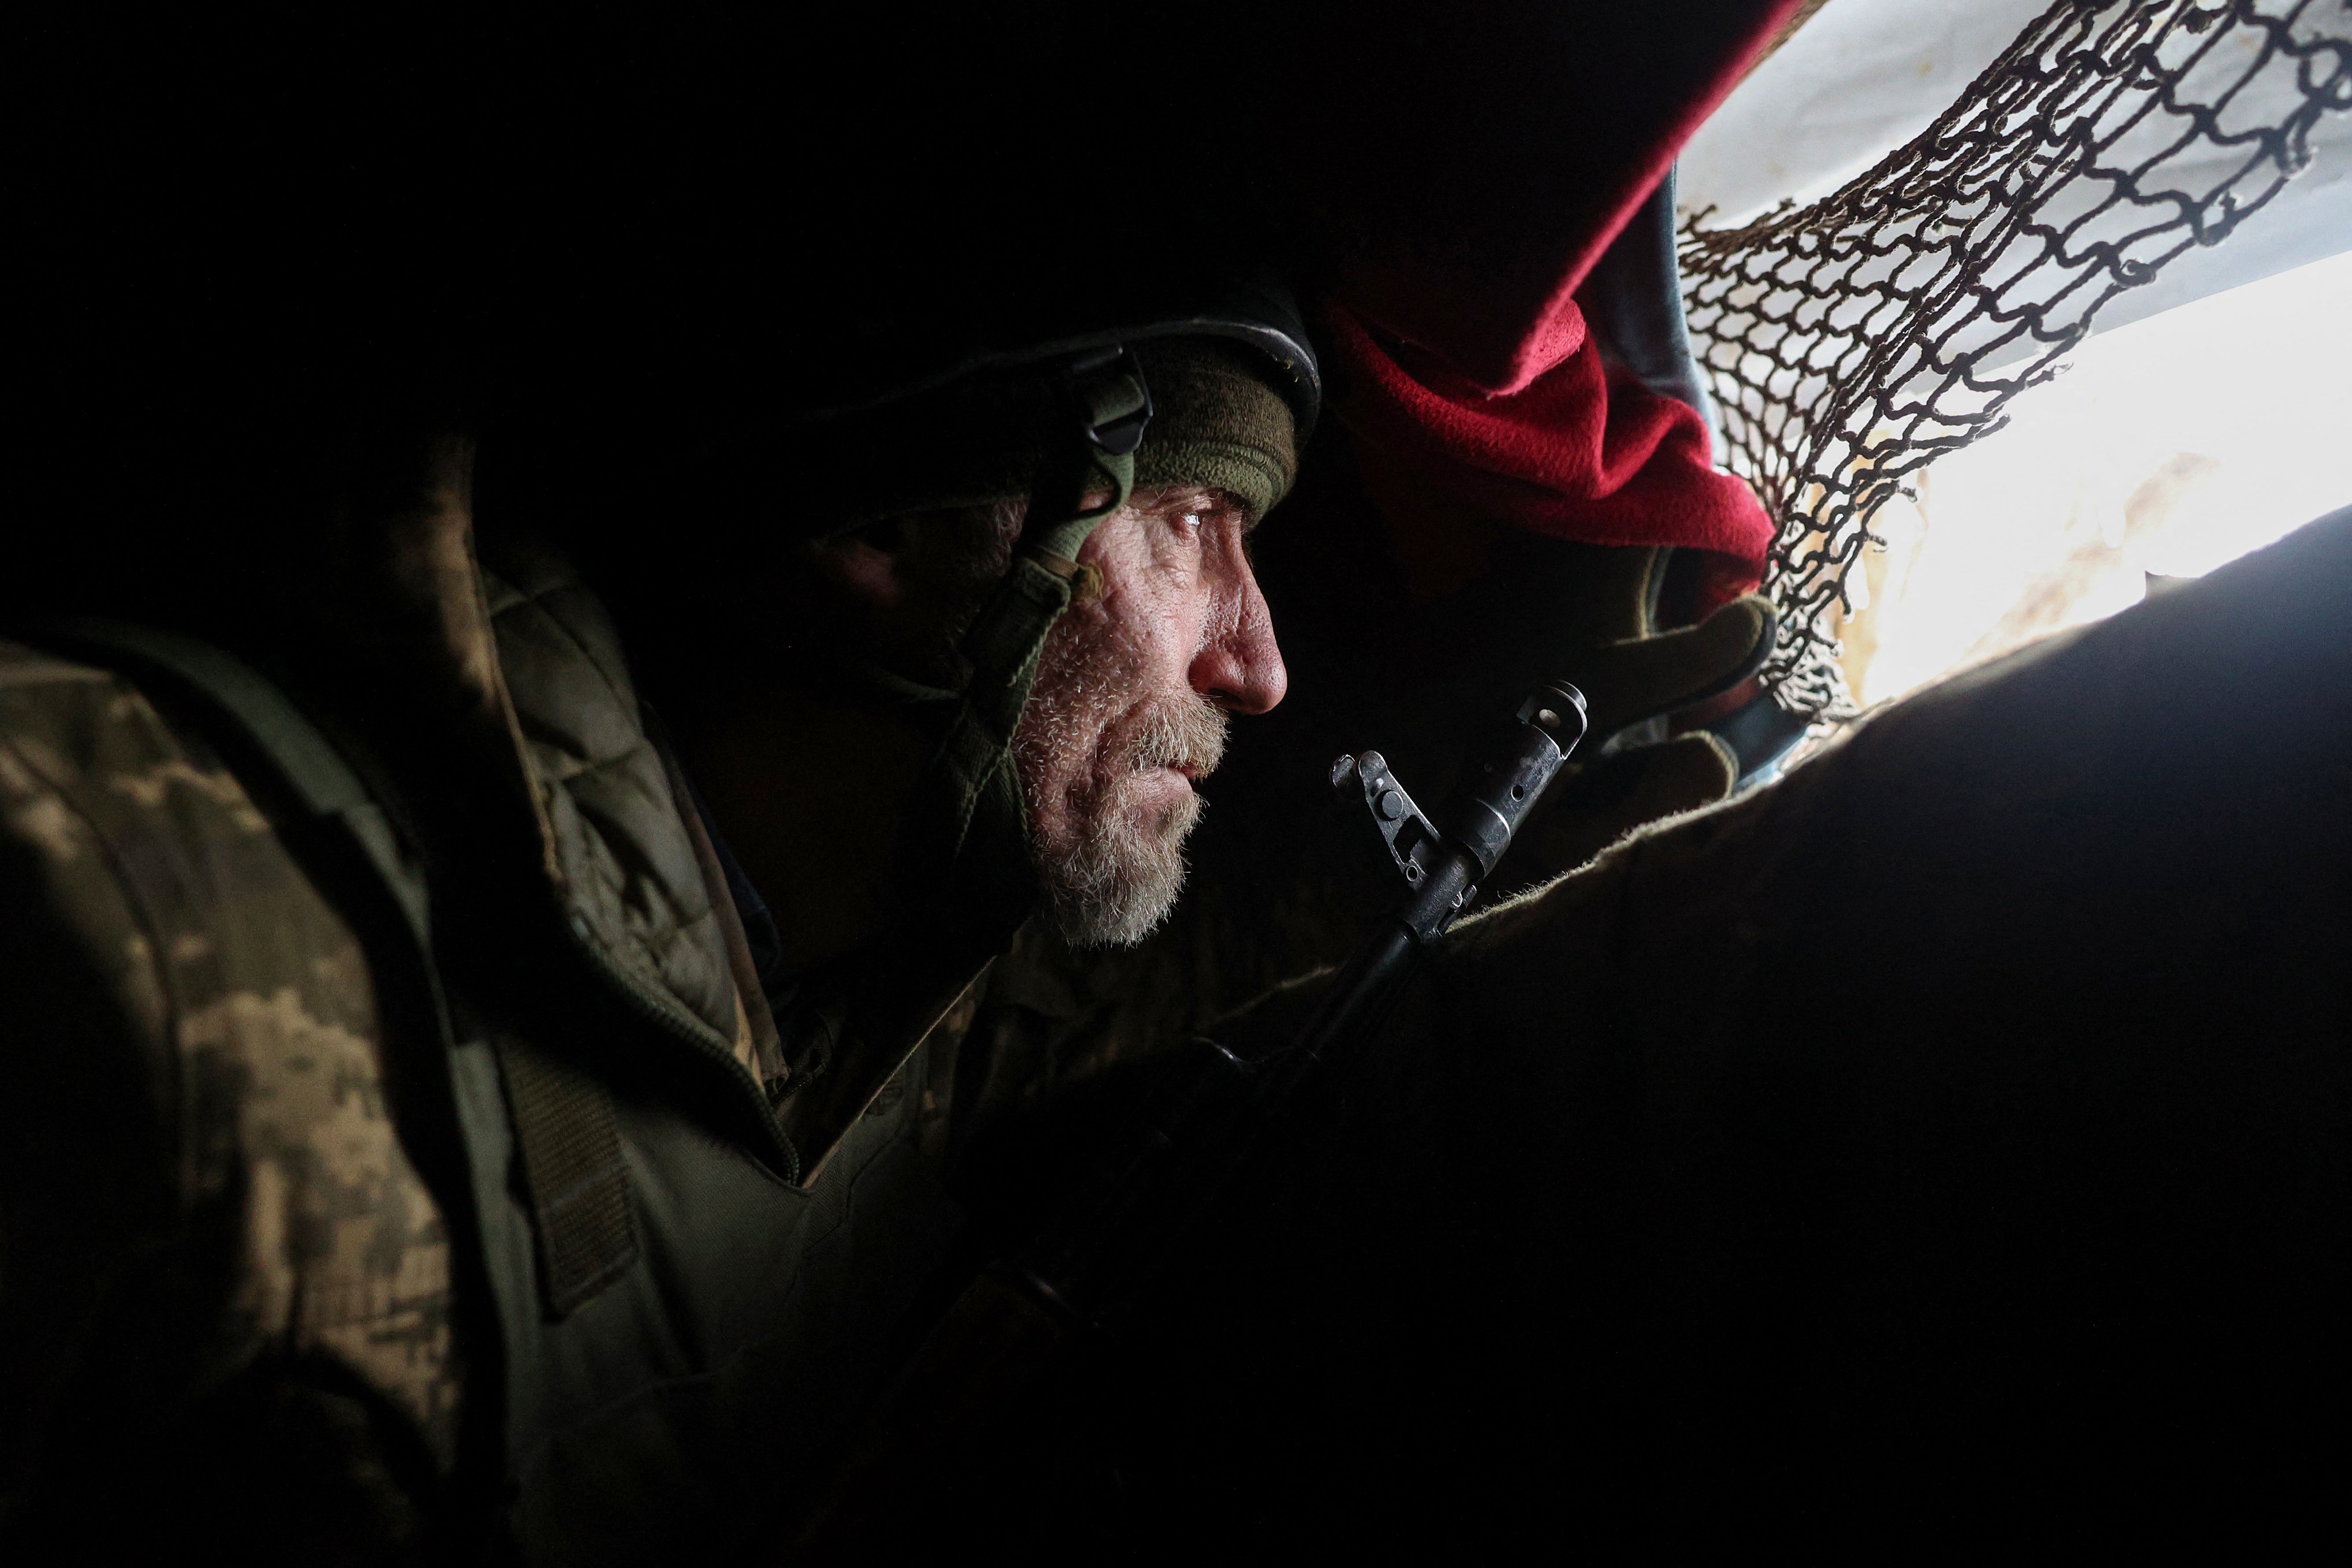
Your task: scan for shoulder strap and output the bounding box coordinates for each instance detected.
[898,347,1149,931]
[37,619,637,1319]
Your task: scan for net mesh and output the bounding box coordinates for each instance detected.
[1679,0,2352,720]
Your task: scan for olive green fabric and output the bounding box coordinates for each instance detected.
[1130,338,1300,520]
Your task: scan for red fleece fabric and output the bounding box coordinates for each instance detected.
[1324,301,1774,597]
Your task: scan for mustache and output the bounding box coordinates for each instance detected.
[1128,691,1229,777]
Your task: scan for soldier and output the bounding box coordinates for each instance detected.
[15,4,2349,1560]
[0,203,1785,1556]
[0,5,1791,1556]
[0,273,1300,1557]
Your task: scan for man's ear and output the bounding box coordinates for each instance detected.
[800,516,917,614]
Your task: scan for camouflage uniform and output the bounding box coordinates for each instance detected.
[0,470,985,1561]
[0,641,461,1554]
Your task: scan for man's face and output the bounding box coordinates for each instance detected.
[1015,483,1287,947]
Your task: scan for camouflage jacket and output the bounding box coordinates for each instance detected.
[0,634,465,1554]
[0,455,996,1563]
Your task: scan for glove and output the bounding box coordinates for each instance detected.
[1455,538,1777,896]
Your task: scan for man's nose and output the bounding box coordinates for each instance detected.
[1189,559,1288,715]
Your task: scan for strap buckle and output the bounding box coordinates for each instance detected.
[1059,345,1153,456]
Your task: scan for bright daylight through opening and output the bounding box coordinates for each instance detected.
[1834,248,2352,708]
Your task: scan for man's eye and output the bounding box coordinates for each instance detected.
[1178,512,1204,532]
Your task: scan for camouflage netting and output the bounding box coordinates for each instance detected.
[1680,0,2352,721]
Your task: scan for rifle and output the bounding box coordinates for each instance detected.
[785,681,1588,1560]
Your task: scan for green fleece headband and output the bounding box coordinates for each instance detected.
[1128,338,1300,521]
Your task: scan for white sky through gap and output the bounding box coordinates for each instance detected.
[1837,248,2352,707]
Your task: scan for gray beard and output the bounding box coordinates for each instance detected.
[1017,639,1229,949]
[1039,773,1205,948]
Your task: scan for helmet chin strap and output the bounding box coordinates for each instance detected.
[896,345,1152,937]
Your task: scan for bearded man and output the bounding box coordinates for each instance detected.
[0,296,1315,1563]
[19,2,2352,1558]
